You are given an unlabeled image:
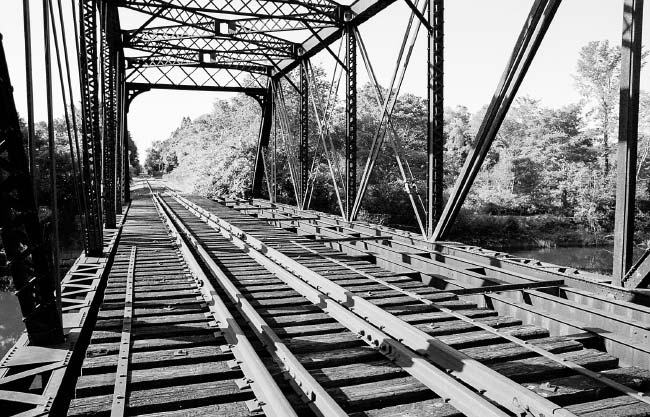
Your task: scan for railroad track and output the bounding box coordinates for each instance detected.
[67,184,650,416]
[68,186,303,417]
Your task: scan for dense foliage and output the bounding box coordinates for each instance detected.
[146,41,650,247]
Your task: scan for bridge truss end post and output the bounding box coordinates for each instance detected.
[613,0,644,286]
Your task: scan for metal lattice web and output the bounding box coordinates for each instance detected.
[119,0,361,92]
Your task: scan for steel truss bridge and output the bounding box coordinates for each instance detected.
[2,0,650,416]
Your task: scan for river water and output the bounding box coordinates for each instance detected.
[510,245,644,275]
[0,287,23,358]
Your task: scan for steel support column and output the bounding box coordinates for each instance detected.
[101,10,116,229]
[613,0,644,286]
[427,0,443,237]
[79,0,104,254]
[300,60,309,207]
[0,35,64,345]
[252,83,274,198]
[431,0,560,241]
[345,20,357,221]
[124,90,132,203]
[120,56,129,204]
[116,50,124,214]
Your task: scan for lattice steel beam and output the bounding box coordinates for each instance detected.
[344,19,356,221]
[299,61,309,206]
[101,4,118,229]
[124,0,336,22]
[79,0,104,255]
[126,63,268,90]
[123,0,337,33]
[128,25,295,54]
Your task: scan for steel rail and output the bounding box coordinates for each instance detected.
[234,199,650,367]
[243,200,557,287]
[170,192,578,417]
[214,198,504,289]
[150,190,300,417]
[253,198,614,281]
[160,193,510,417]
[252,198,650,302]
[251,208,546,289]
[290,241,650,407]
[152,192,344,417]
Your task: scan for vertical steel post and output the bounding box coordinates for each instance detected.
[252,82,274,198]
[431,0,560,241]
[345,19,357,221]
[124,90,131,203]
[101,5,116,229]
[115,48,123,214]
[79,0,104,254]
[427,0,444,237]
[43,0,63,321]
[613,0,644,285]
[300,60,309,207]
[22,0,37,202]
[0,35,64,345]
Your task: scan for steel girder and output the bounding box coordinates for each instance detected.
[426,0,443,237]
[79,0,104,255]
[125,62,269,91]
[101,4,119,229]
[299,60,309,206]
[126,25,296,65]
[121,0,338,33]
[0,35,64,345]
[344,21,356,221]
[613,0,644,285]
[116,50,125,213]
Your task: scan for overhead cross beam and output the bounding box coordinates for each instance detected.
[122,0,338,33]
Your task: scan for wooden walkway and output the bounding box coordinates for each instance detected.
[4,183,650,416]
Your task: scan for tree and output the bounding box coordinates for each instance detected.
[127,132,141,175]
[144,141,164,175]
[574,40,621,175]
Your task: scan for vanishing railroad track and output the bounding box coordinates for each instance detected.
[67,184,650,416]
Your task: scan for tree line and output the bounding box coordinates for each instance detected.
[145,41,650,248]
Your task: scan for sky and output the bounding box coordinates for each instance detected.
[1,0,648,163]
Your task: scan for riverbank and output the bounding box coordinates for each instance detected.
[445,214,610,251]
